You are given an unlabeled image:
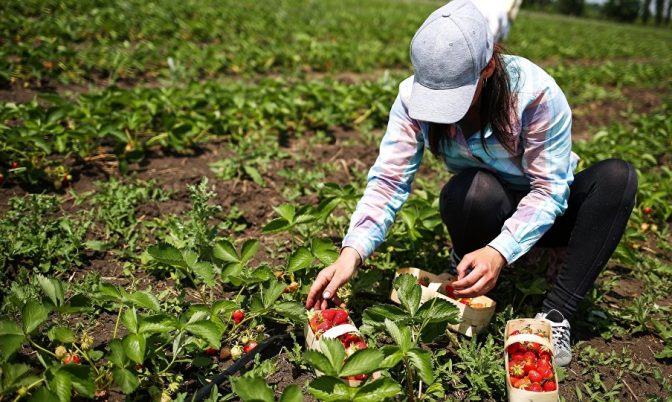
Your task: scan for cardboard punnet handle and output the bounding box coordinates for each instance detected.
[504,334,553,351]
[322,324,360,340]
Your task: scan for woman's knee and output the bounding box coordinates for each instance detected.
[591,159,638,204]
[440,169,508,218]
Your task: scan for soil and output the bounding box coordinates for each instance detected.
[571,86,670,141]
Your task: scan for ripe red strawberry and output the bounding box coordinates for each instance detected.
[510,352,525,363]
[543,381,557,391]
[10,161,18,169]
[508,342,524,354]
[354,340,367,350]
[526,342,541,354]
[536,359,552,372]
[332,309,349,325]
[63,354,80,364]
[418,276,430,286]
[354,374,368,380]
[539,366,554,381]
[514,377,531,389]
[205,347,217,356]
[321,309,337,321]
[643,207,652,215]
[0,173,4,185]
[317,321,332,333]
[510,330,520,336]
[529,382,543,392]
[509,363,525,379]
[243,341,257,353]
[232,310,245,324]
[444,284,455,298]
[528,370,542,383]
[538,350,552,363]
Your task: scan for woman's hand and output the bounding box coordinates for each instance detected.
[305,247,361,310]
[451,246,506,298]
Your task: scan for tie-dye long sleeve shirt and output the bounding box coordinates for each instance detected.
[341,55,579,264]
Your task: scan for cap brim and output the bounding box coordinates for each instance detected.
[408,78,478,124]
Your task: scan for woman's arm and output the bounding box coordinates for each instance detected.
[453,83,574,297]
[306,84,425,309]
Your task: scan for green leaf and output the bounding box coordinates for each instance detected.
[273,204,296,222]
[213,240,239,263]
[37,275,65,307]
[59,365,95,398]
[287,247,314,273]
[243,165,265,187]
[340,349,384,377]
[320,339,346,376]
[122,334,146,364]
[28,387,58,402]
[138,315,176,334]
[51,371,72,402]
[107,340,127,367]
[148,243,187,268]
[408,348,433,384]
[22,301,51,335]
[353,378,402,402]
[47,327,76,344]
[311,238,338,265]
[419,322,448,344]
[192,261,216,287]
[384,319,412,353]
[279,385,303,402]
[0,321,26,362]
[274,301,307,323]
[121,307,138,334]
[394,274,421,317]
[186,321,222,349]
[416,298,459,324]
[362,305,407,329]
[231,376,275,402]
[113,368,139,394]
[262,218,292,234]
[127,291,161,312]
[379,346,403,369]
[240,239,260,264]
[97,283,123,302]
[303,350,338,377]
[308,376,354,402]
[262,281,286,309]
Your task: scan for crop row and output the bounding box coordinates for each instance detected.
[3,58,671,187]
[2,0,672,86]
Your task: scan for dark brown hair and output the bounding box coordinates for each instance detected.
[427,44,517,157]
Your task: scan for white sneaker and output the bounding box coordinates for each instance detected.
[535,309,572,367]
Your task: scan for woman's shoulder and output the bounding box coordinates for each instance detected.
[505,55,563,100]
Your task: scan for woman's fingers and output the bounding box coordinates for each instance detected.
[455,254,474,280]
[454,274,491,298]
[452,264,482,289]
[305,268,334,308]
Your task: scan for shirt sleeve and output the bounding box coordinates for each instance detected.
[488,84,574,264]
[341,93,424,261]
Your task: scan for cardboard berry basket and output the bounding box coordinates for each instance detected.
[304,310,376,387]
[504,319,559,401]
[389,267,496,337]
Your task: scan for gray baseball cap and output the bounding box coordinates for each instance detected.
[408,0,494,124]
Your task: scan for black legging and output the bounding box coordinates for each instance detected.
[439,159,638,319]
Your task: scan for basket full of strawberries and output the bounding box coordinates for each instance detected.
[305,308,373,386]
[505,319,559,401]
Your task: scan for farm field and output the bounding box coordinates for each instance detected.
[1,0,671,401]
